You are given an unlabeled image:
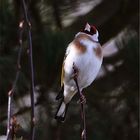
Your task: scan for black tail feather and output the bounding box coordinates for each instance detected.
[55,98,69,122]
[56,85,64,100]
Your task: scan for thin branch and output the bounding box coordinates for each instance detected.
[21,0,35,140]
[6,21,24,140]
[73,63,87,140]
[6,90,12,140]
[6,1,35,139]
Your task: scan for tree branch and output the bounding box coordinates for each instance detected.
[73,63,87,140]
[6,20,24,140]
[21,0,35,140]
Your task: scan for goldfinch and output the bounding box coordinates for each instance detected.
[55,23,103,122]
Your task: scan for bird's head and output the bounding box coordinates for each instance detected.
[82,23,99,42]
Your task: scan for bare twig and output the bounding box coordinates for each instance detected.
[73,63,87,140]
[6,1,35,139]
[6,90,12,140]
[6,21,24,140]
[11,116,21,140]
[21,0,35,140]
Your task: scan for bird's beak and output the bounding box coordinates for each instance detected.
[84,23,90,32]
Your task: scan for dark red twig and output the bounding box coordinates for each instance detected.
[21,0,35,140]
[73,63,87,140]
[6,20,24,140]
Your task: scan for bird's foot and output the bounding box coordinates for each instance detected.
[71,72,78,80]
[77,94,86,104]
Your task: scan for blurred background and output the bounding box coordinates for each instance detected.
[0,0,139,140]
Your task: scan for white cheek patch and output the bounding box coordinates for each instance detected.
[92,34,98,42]
[91,30,99,42]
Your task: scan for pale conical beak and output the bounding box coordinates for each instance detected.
[84,23,90,32]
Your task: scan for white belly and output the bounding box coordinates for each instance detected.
[64,45,102,90]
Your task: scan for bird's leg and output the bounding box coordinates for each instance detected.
[77,92,86,104]
[72,63,86,104]
[71,63,79,80]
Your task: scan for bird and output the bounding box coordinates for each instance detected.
[55,23,103,122]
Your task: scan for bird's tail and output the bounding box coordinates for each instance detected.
[55,99,69,122]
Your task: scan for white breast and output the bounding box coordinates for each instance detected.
[64,39,103,91]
